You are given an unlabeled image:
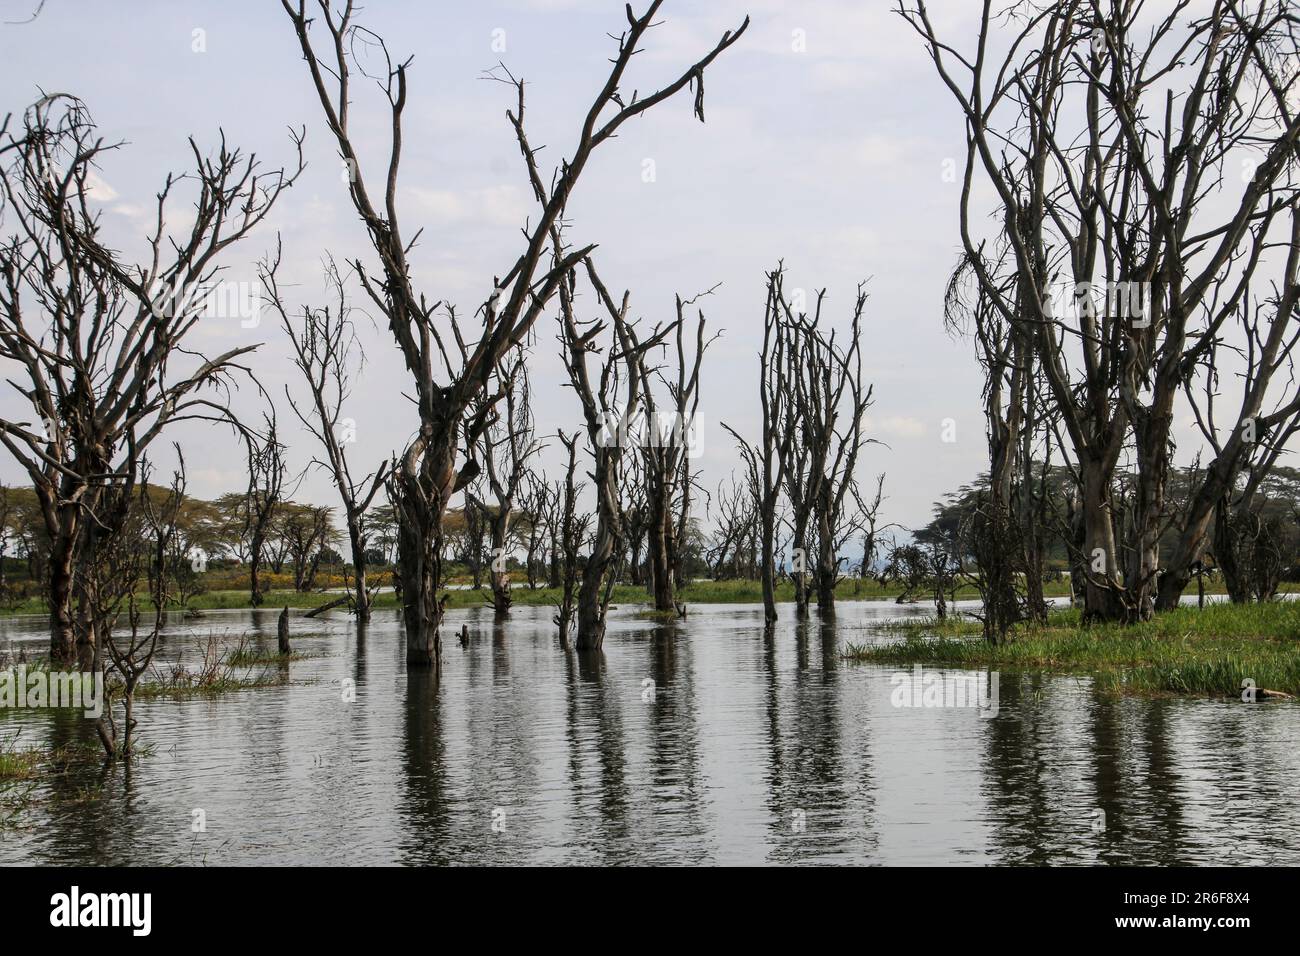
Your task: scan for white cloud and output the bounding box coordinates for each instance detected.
[404,184,529,228]
[866,415,928,438]
[84,170,117,202]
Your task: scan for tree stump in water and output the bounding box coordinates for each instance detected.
[277,606,291,655]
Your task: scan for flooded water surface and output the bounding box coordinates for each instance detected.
[1,600,1296,865]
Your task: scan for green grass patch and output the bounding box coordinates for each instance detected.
[3,576,1298,618]
[0,734,42,782]
[632,608,684,622]
[130,665,289,700]
[224,647,310,667]
[845,601,1300,697]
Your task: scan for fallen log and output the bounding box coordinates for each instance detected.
[304,595,350,619]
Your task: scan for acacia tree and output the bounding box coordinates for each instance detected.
[0,95,299,664]
[901,0,1300,621]
[284,503,334,591]
[264,252,387,620]
[282,0,747,666]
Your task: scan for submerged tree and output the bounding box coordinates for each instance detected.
[281,0,747,666]
[264,251,388,621]
[240,415,286,608]
[94,455,187,758]
[560,259,680,650]
[552,430,587,646]
[637,291,717,613]
[779,278,875,620]
[467,348,542,617]
[901,0,1300,621]
[0,95,299,664]
[725,267,798,626]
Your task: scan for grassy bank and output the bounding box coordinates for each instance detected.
[0,576,1083,617]
[845,601,1300,697]
[5,575,1297,618]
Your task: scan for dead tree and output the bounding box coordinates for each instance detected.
[95,454,186,759]
[466,348,542,616]
[780,278,874,620]
[264,251,388,621]
[543,475,564,589]
[901,0,1300,621]
[724,266,799,626]
[857,474,887,579]
[637,291,718,611]
[621,456,649,587]
[518,473,552,590]
[926,543,959,621]
[944,252,1043,630]
[241,415,285,607]
[559,258,680,650]
[277,606,292,655]
[1156,217,1300,607]
[705,474,757,580]
[0,95,299,664]
[282,0,747,666]
[552,430,588,645]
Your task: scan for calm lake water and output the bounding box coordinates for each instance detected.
[0,598,1297,865]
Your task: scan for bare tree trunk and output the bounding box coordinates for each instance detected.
[553,433,583,645]
[347,516,371,623]
[1080,458,1126,622]
[1213,497,1251,604]
[249,540,266,607]
[548,534,561,589]
[647,497,674,612]
[277,606,291,655]
[815,558,837,618]
[391,447,453,667]
[47,521,76,663]
[791,515,811,620]
[488,511,512,617]
[1127,391,1176,621]
[759,507,779,625]
[577,514,616,652]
